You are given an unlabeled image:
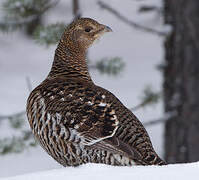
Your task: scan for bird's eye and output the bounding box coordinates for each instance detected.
[84,27,92,32]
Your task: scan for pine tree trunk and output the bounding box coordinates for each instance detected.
[164,0,199,163]
[73,0,81,20]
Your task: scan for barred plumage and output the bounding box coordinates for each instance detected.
[26,18,166,167]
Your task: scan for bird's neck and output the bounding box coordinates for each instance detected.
[48,38,91,81]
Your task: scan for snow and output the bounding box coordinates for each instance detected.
[0,0,167,178]
[1,162,199,180]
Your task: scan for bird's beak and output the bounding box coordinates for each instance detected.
[104,25,113,32]
[100,24,113,33]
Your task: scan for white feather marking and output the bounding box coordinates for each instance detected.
[52,116,56,129]
[56,113,62,123]
[70,118,75,124]
[115,118,119,125]
[99,102,107,107]
[87,101,93,105]
[60,91,64,95]
[60,125,65,136]
[102,95,106,99]
[50,96,55,100]
[69,129,77,141]
[32,102,37,118]
[82,125,119,146]
[74,124,80,129]
[47,113,51,121]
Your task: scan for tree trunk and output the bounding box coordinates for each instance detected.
[72,0,81,20]
[164,0,199,163]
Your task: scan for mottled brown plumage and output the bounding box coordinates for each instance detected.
[27,18,166,166]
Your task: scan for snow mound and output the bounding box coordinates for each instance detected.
[1,162,199,180]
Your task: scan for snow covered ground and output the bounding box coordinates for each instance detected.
[1,162,199,180]
[0,0,167,178]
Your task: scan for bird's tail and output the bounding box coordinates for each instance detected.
[134,152,167,166]
[154,156,167,165]
[144,154,167,165]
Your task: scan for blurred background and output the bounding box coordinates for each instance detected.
[0,0,199,178]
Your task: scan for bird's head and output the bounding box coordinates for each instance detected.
[62,18,112,50]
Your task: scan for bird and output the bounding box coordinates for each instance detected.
[26,18,166,167]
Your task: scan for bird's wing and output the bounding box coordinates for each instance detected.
[69,84,144,161]
[67,87,140,159]
[75,84,162,164]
